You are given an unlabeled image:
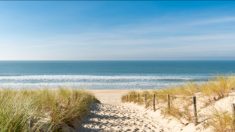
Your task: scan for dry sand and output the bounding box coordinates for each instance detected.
[79,103,171,132]
[89,90,130,104]
[78,90,202,132]
[79,90,172,131]
[79,90,235,132]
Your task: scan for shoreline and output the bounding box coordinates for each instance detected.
[88,89,136,104]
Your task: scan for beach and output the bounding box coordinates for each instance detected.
[80,83,235,132]
[89,90,130,104]
[81,90,176,131]
[81,90,190,131]
[80,90,199,132]
[2,1,235,131]
[1,61,235,131]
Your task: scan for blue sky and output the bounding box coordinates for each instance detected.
[0,1,235,60]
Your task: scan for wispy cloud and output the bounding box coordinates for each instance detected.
[189,16,235,26]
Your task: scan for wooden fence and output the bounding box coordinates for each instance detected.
[123,93,235,126]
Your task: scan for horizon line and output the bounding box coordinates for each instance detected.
[0,59,235,61]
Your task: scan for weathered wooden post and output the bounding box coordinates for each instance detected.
[167,94,171,113]
[193,96,198,125]
[155,93,158,104]
[28,117,33,132]
[144,94,147,108]
[232,103,235,130]
[153,94,156,111]
[129,94,132,102]
[126,95,128,102]
[137,94,140,103]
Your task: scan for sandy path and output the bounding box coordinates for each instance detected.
[89,90,130,104]
[79,90,171,132]
[79,103,167,132]
[78,90,218,132]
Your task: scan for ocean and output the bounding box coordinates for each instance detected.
[0,61,235,89]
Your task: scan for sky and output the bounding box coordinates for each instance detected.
[0,1,235,60]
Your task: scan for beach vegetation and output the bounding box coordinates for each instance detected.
[207,110,233,132]
[0,88,98,132]
[122,76,235,128]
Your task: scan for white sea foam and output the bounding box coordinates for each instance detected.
[0,75,210,89]
[0,75,209,80]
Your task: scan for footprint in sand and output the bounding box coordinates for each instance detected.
[78,103,171,132]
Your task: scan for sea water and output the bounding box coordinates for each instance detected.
[0,61,234,89]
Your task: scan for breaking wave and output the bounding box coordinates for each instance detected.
[0,75,210,89]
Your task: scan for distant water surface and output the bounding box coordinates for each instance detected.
[0,61,234,89]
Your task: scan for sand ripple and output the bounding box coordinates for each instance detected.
[79,104,168,132]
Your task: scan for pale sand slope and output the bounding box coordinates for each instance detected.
[89,90,129,104]
[79,90,235,132]
[79,90,199,132]
[79,103,168,132]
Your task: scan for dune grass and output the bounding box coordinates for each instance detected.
[0,88,98,132]
[122,76,235,103]
[122,76,235,129]
[206,110,233,132]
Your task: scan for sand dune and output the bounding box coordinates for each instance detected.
[79,90,235,132]
[79,103,171,132]
[79,90,197,132]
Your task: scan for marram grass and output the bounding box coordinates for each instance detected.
[122,76,235,131]
[122,76,235,103]
[0,88,98,132]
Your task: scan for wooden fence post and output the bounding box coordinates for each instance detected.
[167,94,171,113]
[153,94,156,111]
[126,95,128,102]
[28,117,33,132]
[193,96,198,125]
[155,94,158,104]
[137,94,140,103]
[232,103,235,130]
[144,94,147,108]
